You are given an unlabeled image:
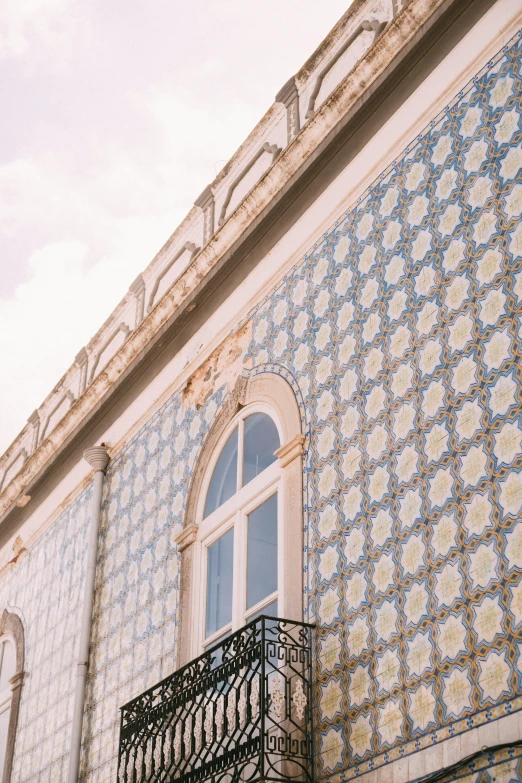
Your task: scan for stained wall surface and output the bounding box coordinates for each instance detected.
[1,24,522,783]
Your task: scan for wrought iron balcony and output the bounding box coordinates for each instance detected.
[118,616,314,783]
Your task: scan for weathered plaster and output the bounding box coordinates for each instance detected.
[181,322,252,411]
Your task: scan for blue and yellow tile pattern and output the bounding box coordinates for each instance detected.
[1,27,522,783]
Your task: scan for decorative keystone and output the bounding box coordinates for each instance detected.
[83,445,110,473]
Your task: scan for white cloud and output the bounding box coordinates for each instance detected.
[0,150,178,452]
[0,0,354,456]
[0,0,80,61]
[0,226,173,452]
[0,83,255,452]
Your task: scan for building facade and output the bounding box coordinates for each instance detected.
[1,1,522,781]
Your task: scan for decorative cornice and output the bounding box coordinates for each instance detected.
[218,143,282,227]
[195,187,216,246]
[129,274,145,296]
[147,243,201,313]
[89,322,132,382]
[75,347,88,367]
[305,16,388,120]
[27,410,40,428]
[194,185,214,210]
[275,76,298,106]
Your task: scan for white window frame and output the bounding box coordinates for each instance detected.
[193,403,283,652]
[0,612,24,783]
[0,634,14,772]
[0,634,14,714]
[175,372,305,667]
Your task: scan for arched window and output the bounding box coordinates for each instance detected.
[0,638,16,776]
[175,373,305,664]
[0,611,25,783]
[200,408,281,650]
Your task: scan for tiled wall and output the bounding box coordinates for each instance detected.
[434,744,522,783]
[248,29,522,780]
[0,489,92,781]
[2,27,522,783]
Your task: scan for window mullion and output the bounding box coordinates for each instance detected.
[237,418,244,490]
[232,509,244,632]
[276,482,282,615]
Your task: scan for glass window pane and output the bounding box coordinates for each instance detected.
[247,494,278,610]
[0,708,9,778]
[206,529,234,638]
[204,629,231,670]
[204,428,238,518]
[0,641,15,691]
[243,414,280,487]
[247,599,278,622]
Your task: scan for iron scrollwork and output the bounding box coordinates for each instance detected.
[117,616,314,783]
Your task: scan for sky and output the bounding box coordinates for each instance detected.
[0,0,353,456]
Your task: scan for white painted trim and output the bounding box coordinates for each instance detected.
[177,372,305,664]
[194,401,283,528]
[191,403,283,657]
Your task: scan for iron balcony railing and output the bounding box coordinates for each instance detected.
[118,616,314,783]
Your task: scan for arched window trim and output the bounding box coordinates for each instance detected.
[0,610,25,783]
[175,372,304,667]
[197,400,282,525]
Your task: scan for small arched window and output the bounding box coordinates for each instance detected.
[0,638,15,775]
[0,610,25,783]
[199,408,281,650]
[175,373,305,664]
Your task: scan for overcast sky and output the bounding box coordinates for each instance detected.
[0,0,353,456]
